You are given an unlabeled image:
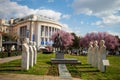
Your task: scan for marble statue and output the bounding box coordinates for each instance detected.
[33,41,37,64]
[98,40,107,72]
[21,38,30,70]
[92,40,99,67]
[87,41,93,64]
[29,41,34,67]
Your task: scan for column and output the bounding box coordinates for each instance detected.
[30,22,33,41]
[36,24,40,48]
[48,26,50,42]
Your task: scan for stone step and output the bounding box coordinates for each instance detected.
[51,58,81,64]
[78,69,99,72]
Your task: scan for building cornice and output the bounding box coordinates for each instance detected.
[11,19,62,28]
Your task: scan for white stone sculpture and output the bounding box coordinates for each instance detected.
[92,40,99,67]
[21,38,30,70]
[11,45,16,51]
[98,40,107,72]
[29,41,34,67]
[33,42,37,64]
[87,41,93,64]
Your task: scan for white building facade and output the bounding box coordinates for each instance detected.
[11,15,62,48]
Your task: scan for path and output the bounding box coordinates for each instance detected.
[0,73,81,80]
[0,56,21,64]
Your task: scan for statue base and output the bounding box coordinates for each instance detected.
[51,58,81,64]
[55,51,64,59]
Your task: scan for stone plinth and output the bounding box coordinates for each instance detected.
[98,40,107,72]
[33,42,37,64]
[55,51,64,59]
[29,46,34,67]
[51,58,81,64]
[21,38,29,70]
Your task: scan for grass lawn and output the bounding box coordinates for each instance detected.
[0,53,120,80]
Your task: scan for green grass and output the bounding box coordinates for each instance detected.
[0,53,120,80]
[0,53,56,75]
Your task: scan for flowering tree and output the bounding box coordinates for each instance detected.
[79,32,119,50]
[50,30,74,47]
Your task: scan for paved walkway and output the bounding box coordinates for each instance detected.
[0,73,81,80]
[0,56,82,80]
[0,56,21,64]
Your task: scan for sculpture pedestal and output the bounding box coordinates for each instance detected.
[55,51,64,59]
[29,46,34,67]
[51,58,81,64]
[51,51,81,64]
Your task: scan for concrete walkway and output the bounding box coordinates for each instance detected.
[0,73,81,80]
[0,56,82,80]
[0,56,21,64]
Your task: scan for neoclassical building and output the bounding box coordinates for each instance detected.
[10,14,62,48]
[0,19,9,33]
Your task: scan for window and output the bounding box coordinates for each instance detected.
[20,26,27,37]
[41,25,44,36]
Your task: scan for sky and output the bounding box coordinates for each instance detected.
[0,0,120,37]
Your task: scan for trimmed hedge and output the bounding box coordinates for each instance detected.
[0,51,21,58]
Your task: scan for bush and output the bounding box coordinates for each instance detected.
[0,50,21,58]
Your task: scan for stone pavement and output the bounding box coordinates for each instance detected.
[0,73,81,80]
[0,56,21,64]
[0,56,82,80]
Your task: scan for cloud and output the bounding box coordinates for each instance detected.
[72,0,120,27]
[61,23,82,37]
[72,0,120,15]
[107,31,120,38]
[92,15,120,27]
[61,23,73,33]
[0,0,61,21]
[62,14,71,19]
[34,9,61,21]
[0,0,74,34]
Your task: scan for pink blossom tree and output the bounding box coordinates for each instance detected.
[79,32,119,50]
[50,30,74,47]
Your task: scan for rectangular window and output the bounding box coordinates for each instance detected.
[49,27,51,36]
[20,26,27,38]
[45,26,48,36]
[41,25,44,36]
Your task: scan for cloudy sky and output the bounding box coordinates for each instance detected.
[0,0,120,37]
